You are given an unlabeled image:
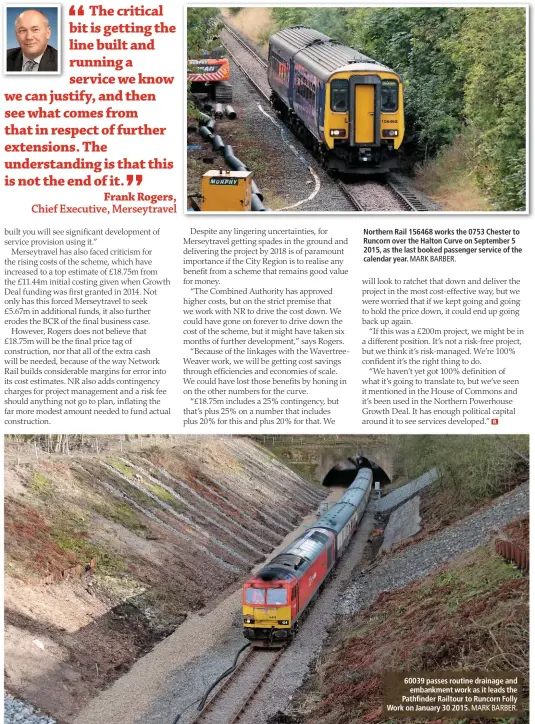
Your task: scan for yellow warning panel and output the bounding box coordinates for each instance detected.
[355,85,375,144]
[201,170,253,211]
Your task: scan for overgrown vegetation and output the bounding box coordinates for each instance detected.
[394,435,528,497]
[30,472,52,496]
[413,130,492,212]
[267,7,526,210]
[250,435,388,483]
[186,8,222,117]
[107,457,134,479]
[390,435,528,532]
[186,8,221,57]
[292,542,528,724]
[50,527,126,577]
[93,501,147,533]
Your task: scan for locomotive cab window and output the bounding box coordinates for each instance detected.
[267,589,288,605]
[330,79,348,112]
[381,79,398,112]
[246,588,266,604]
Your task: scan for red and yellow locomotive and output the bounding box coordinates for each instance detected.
[243,467,373,646]
[243,528,336,646]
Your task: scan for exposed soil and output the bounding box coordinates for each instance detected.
[289,518,529,724]
[383,458,531,557]
[501,516,529,550]
[4,436,325,723]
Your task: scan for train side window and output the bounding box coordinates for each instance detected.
[381,79,398,112]
[330,79,348,112]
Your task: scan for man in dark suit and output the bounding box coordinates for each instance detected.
[6,9,58,72]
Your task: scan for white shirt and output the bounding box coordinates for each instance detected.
[22,53,44,70]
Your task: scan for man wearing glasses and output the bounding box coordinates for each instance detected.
[7,9,58,72]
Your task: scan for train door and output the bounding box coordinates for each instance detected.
[288,58,296,109]
[317,82,326,137]
[349,75,381,146]
[355,86,374,143]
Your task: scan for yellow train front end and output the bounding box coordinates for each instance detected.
[242,582,293,647]
[323,68,404,173]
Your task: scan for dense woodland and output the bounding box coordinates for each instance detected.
[190,8,526,211]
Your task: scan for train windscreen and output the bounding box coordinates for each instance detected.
[245,588,266,604]
[267,589,288,605]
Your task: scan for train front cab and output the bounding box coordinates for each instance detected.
[324,68,404,172]
[242,581,295,647]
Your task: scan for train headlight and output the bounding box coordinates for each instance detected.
[278,620,289,625]
[383,129,398,137]
[244,617,255,624]
[330,129,346,137]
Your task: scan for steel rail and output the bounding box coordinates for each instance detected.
[337,181,364,211]
[219,32,270,101]
[386,177,432,212]
[189,646,255,724]
[229,648,285,723]
[221,21,268,69]
[190,647,284,724]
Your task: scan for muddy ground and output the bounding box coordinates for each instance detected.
[4,436,325,722]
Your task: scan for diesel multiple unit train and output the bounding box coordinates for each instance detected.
[242,467,373,646]
[267,26,404,173]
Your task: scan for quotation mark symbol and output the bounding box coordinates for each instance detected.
[126,175,143,186]
[491,418,499,425]
[69,5,85,15]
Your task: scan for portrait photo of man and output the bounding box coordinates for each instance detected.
[5,5,60,73]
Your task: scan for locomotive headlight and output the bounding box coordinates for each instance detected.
[383,129,398,137]
[244,617,254,624]
[278,620,289,625]
[330,129,346,137]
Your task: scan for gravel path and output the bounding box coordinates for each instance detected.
[339,482,529,614]
[4,693,57,724]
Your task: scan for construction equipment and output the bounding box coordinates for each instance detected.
[187,56,233,103]
[201,169,252,211]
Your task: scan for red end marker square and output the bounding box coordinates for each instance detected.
[491,418,499,425]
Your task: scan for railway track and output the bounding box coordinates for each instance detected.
[220,20,435,213]
[338,177,433,212]
[190,646,284,724]
[387,176,434,211]
[220,24,270,101]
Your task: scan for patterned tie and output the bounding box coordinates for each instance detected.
[23,60,37,72]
